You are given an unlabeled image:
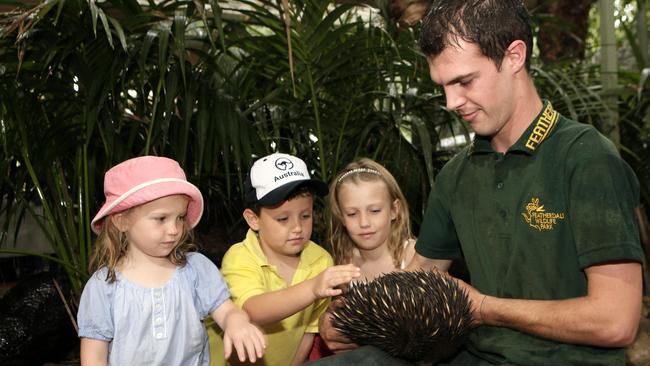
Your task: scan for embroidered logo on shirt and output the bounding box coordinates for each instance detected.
[521,197,565,231]
[525,103,559,151]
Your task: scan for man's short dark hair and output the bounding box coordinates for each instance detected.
[419,0,533,71]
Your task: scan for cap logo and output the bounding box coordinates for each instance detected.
[275,157,294,171]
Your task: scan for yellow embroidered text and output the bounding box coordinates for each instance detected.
[525,103,558,151]
[522,197,565,231]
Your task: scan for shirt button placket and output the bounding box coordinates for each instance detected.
[152,288,166,340]
[494,153,507,221]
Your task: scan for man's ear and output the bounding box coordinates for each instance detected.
[505,40,527,74]
[111,213,129,232]
[243,208,260,231]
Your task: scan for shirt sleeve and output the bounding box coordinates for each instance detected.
[220,245,268,308]
[186,252,230,316]
[77,269,114,341]
[415,170,462,260]
[567,133,643,268]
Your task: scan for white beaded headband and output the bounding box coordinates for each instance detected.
[337,167,381,184]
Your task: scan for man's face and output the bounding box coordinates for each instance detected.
[427,39,515,139]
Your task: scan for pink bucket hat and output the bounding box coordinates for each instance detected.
[91,156,204,234]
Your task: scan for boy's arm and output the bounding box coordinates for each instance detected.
[291,333,316,366]
[80,338,108,366]
[242,264,360,325]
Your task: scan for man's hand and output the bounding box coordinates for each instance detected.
[451,276,486,327]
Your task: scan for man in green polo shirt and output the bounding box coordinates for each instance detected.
[312,0,643,365]
[411,0,643,364]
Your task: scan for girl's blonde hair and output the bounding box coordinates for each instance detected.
[88,210,196,283]
[329,158,412,267]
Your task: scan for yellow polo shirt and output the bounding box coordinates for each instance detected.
[208,229,333,365]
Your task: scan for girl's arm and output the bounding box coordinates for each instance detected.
[317,297,358,353]
[80,338,108,366]
[242,264,360,325]
[405,252,452,272]
[290,332,315,366]
[211,299,266,363]
[400,238,417,269]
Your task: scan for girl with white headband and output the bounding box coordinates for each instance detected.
[309,157,416,359]
[329,157,415,279]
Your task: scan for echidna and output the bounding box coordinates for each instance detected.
[330,270,473,362]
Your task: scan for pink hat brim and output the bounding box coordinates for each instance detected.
[91,178,203,234]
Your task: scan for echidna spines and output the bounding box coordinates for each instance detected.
[331,270,473,362]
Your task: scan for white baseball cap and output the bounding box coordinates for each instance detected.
[245,153,328,206]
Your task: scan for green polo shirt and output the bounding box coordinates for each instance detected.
[416,101,643,365]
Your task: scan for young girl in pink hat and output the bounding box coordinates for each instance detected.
[77,156,265,365]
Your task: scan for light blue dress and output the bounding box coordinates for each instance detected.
[77,252,230,365]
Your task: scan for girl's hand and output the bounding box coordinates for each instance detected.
[311,264,361,299]
[223,309,266,362]
[318,297,358,352]
[212,299,266,363]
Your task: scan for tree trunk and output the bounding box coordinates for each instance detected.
[638,0,649,68]
[535,0,598,64]
[384,0,597,64]
[599,0,620,146]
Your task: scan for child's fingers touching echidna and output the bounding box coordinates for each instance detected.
[311,264,361,298]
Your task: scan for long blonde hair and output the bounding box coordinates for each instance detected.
[329,158,412,267]
[88,210,196,283]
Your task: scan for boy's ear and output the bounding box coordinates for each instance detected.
[391,199,400,221]
[111,213,129,232]
[243,208,260,231]
[505,40,527,74]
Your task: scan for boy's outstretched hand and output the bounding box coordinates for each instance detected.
[212,299,266,363]
[311,264,361,299]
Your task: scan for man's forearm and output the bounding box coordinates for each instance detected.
[479,262,642,347]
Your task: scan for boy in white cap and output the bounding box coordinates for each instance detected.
[77,156,266,365]
[209,153,361,366]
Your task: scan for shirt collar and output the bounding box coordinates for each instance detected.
[241,228,323,267]
[468,100,560,156]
